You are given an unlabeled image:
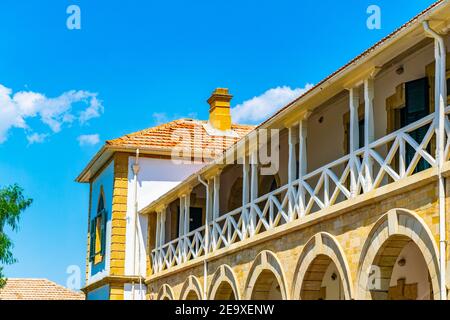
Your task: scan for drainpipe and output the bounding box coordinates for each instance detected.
[198,175,209,300]
[132,149,141,299]
[423,21,447,300]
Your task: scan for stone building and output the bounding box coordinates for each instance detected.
[80,0,450,300]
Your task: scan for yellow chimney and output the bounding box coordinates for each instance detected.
[208,88,233,131]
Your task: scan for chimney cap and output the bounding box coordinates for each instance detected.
[207,88,233,105]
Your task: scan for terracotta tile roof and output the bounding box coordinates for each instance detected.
[106,119,255,159]
[0,279,85,300]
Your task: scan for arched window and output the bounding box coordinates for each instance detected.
[89,187,107,264]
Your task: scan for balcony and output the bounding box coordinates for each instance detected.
[151,106,450,274]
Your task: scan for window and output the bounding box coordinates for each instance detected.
[176,206,204,235]
[386,77,431,174]
[89,188,107,264]
[402,77,430,172]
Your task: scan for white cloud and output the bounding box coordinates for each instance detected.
[152,112,169,125]
[77,134,100,146]
[152,111,198,125]
[231,84,314,124]
[0,84,104,143]
[26,133,48,145]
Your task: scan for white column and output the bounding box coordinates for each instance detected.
[298,117,308,217]
[288,124,298,221]
[155,211,161,248]
[213,175,220,220]
[178,197,185,237]
[249,151,258,235]
[159,207,166,246]
[288,125,298,184]
[242,155,250,238]
[349,87,360,197]
[424,28,447,300]
[207,179,214,222]
[184,193,190,235]
[212,174,220,248]
[364,78,375,191]
[298,119,308,178]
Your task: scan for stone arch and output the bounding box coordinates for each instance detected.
[356,208,440,300]
[292,232,353,300]
[157,284,175,300]
[179,275,203,300]
[208,265,240,300]
[244,250,289,300]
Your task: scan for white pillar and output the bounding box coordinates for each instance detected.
[155,211,161,248]
[298,117,308,217]
[212,174,221,248]
[288,125,298,184]
[349,87,360,197]
[424,27,447,300]
[288,124,298,221]
[298,119,308,178]
[213,175,220,220]
[184,193,190,235]
[159,207,166,246]
[178,197,185,237]
[364,78,375,191]
[249,151,258,235]
[242,155,250,238]
[207,179,214,222]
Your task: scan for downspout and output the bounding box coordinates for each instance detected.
[198,175,209,300]
[423,21,447,300]
[132,148,141,299]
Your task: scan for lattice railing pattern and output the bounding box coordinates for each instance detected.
[152,109,447,273]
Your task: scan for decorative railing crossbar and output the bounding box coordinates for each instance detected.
[151,108,450,273]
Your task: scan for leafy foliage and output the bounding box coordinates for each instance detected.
[0,184,32,289]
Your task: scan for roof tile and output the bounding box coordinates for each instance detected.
[106,119,255,159]
[0,279,85,300]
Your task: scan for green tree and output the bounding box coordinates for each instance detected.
[0,184,32,288]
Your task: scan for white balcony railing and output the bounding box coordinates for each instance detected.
[151,108,450,274]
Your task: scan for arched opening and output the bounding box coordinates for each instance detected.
[213,282,236,300]
[250,270,283,300]
[208,265,241,300]
[157,284,175,300]
[185,290,200,300]
[300,254,344,300]
[180,276,203,300]
[369,235,432,300]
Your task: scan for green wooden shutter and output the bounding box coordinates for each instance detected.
[100,209,107,256]
[89,218,96,261]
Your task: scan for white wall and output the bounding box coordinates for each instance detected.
[390,242,430,300]
[320,261,343,300]
[124,156,205,278]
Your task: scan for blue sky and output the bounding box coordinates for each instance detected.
[0,0,437,288]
